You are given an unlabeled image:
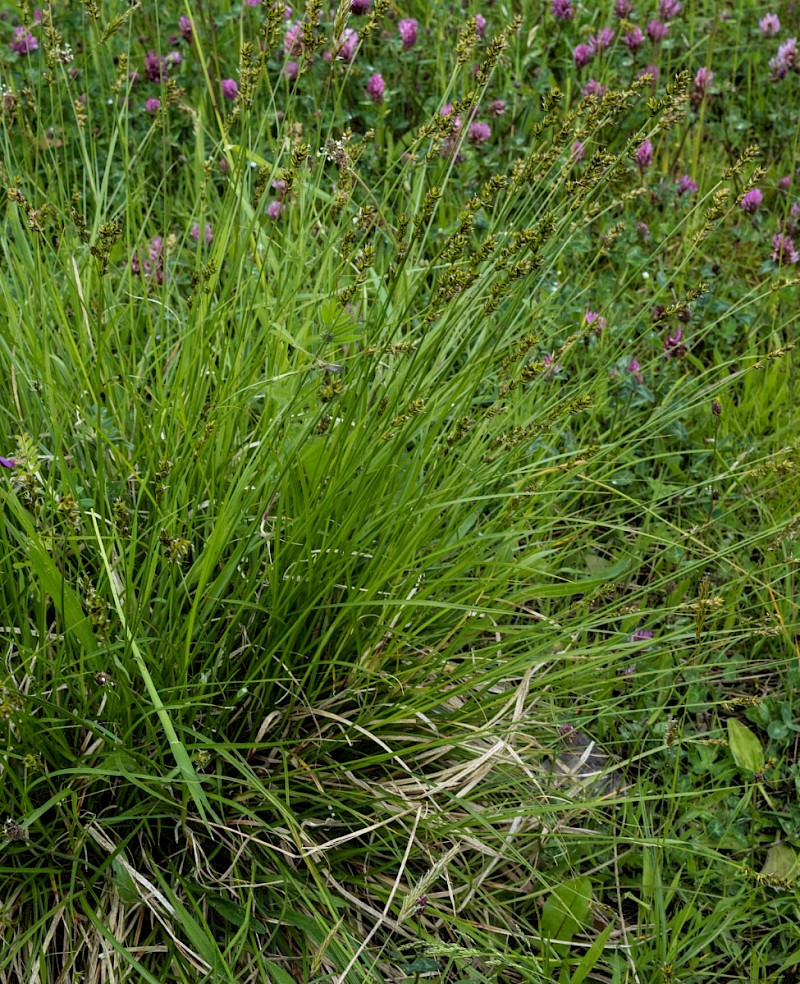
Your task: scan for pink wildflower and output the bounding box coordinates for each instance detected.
[366,72,385,102]
[739,188,763,213]
[624,27,645,52]
[8,26,38,55]
[551,0,575,19]
[468,122,491,144]
[221,78,238,100]
[191,223,213,244]
[573,43,593,68]
[646,20,669,43]
[759,13,780,37]
[772,232,799,264]
[635,139,653,168]
[336,27,358,61]
[398,18,418,50]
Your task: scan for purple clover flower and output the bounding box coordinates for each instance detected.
[8,26,38,55]
[366,72,385,102]
[488,99,506,116]
[614,0,634,15]
[658,0,681,19]
[221,78,238,100]
[739,187,763,213]
[694,66,713,91]
[551,0,575,20]
[475,13,486,39]
[336,28,358,61]
[773,232,799,264]
[350,0,370,11]
[626,359,644,384]
[145,97,160,113]
[267,199,285,219]
[584,310,607,333]
[398,18,418,50]
[631,628,654,642]
[145,49,166,82]
[646,20,669,43]
[624,27,645,52]
[571,140,585,161]
[635,139,653,168]
[284,21,303,56]
[582,79,607,98]
[586,27,614,55]
[468,122,491,144]
[676,174,698,195]
[284,60,299,81]
[573,43,593,68]
[759,13,780,37]
[769,37,798,80]
[191,223,213,244]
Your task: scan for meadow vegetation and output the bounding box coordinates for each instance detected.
[0,0,798,981]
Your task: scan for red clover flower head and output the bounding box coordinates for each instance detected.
[488,99,506,116]
[468,122,491,144]
[550,0,575,20]
[284,21,303,55]
[573,43,593,68]
[614,0,634,15]
[624,27,645,52]
[336,28,358,61]
[267,200,285,219]
[739,187,763,213]
[285,60,299,80]
[779,174,792,191]
[9,26,38,55]
[191,223,213,244]
[221,78,238,100]
[646,20,669,43]
[772,232,799,264]
[145,97,160,113]
[145,49,166,82]
[759,13,780,37]
[694,66,713,91]
[676,174,698,195]
[366,72,385,103]
[769,37,798,80]
[584,310,607,334]
[582,79,607,98]
[571,140,585,161]
[658,0,681,19]
[398,18,418,50]
[635,138,653,168]
[626,359,643,384]
[475,14,486,38]
[350,0,371,11]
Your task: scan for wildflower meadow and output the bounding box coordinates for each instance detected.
[0,0,798,981]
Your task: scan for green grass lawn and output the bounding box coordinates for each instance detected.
[0,1,798,981]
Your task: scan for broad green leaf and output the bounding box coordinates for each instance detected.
[727,718,764,774]
[541,876,593,944]
[761,844,800,883]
